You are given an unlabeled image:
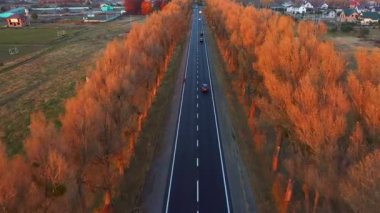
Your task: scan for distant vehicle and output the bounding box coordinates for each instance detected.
[201,83,209,93]
[199,10,202,14]
[198,18,201,21]
[199,37,204,43]
[120,9,126,14]
[200,32,203,37]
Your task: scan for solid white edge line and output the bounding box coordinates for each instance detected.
[203,25,231,213]
[165,11,194,213]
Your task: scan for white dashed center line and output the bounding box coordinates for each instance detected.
[197,125,199,132]
[197,158,199,167]
[197,180,199,202]
[197,113,199,119]
[197,139,199,147]
[197,103,198,108]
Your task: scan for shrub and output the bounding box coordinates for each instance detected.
[341,23,354,32]
[329,26,337,33]
[358,27,370,38]
[31,13,38,20]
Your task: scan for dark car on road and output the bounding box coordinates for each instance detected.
[199,37,204,43]
[201,83,209,93]
[200,32,204,37]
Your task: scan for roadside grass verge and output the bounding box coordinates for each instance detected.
[113,41,185,212]
[206,26,277,212]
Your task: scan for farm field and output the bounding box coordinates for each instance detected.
[326,28,380,68]
[0,15,144,154]
[0,27,79,62]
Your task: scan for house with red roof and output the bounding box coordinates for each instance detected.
[6,14,29,27]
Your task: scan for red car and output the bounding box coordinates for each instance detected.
[201,83,209,93]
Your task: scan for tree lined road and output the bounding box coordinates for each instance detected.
[164,5,231,213]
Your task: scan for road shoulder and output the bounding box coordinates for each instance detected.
[204,22,257,213]
[140,28,191,213]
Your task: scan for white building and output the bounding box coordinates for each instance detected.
[320,3,328,10]
[287,6,307,14]
[303,2,314,9]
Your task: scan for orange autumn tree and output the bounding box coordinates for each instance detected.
[25,112,70,212]
[0,0,192,211]
[0,143,32,212]
[59,0,191,210]
[348,48,380,142]
[343,48,380,212]
[205,0,375,212]
[340,150,380,212]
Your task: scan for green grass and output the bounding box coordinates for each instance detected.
[0,44,43,63]
[0,27,78,63]
[0,27,76,45]
[40,81,77,129]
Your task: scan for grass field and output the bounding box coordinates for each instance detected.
[326,28,380,69]
[0,27,79,62]
[0,16,145,154]
[0,28,70,44]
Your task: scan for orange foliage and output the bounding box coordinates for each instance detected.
[0,0,191,211]
[340,150,380,212]
[348,49,380,139]
[205,0,376,211]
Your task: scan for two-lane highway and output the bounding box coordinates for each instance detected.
[164,5,231,213]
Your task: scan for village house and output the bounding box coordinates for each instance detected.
[323,9,336,18]
[0,7,30,28]
[339,8,359,22]
[320,3,328,10]
[303,2,314,12]
[6,14,28,27]
[287,5,307,14]
[360,11,380,25]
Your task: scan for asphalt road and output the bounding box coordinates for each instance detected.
[164,5,232,213]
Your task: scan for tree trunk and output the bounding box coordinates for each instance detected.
[102,191,112,213]
[303,184,310,213]
[272,145,280,172]
[77,177,87,213]
[284,178,294,203]
[272,127,283,172]
[312,191,320,213]
[104,191,111,206]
